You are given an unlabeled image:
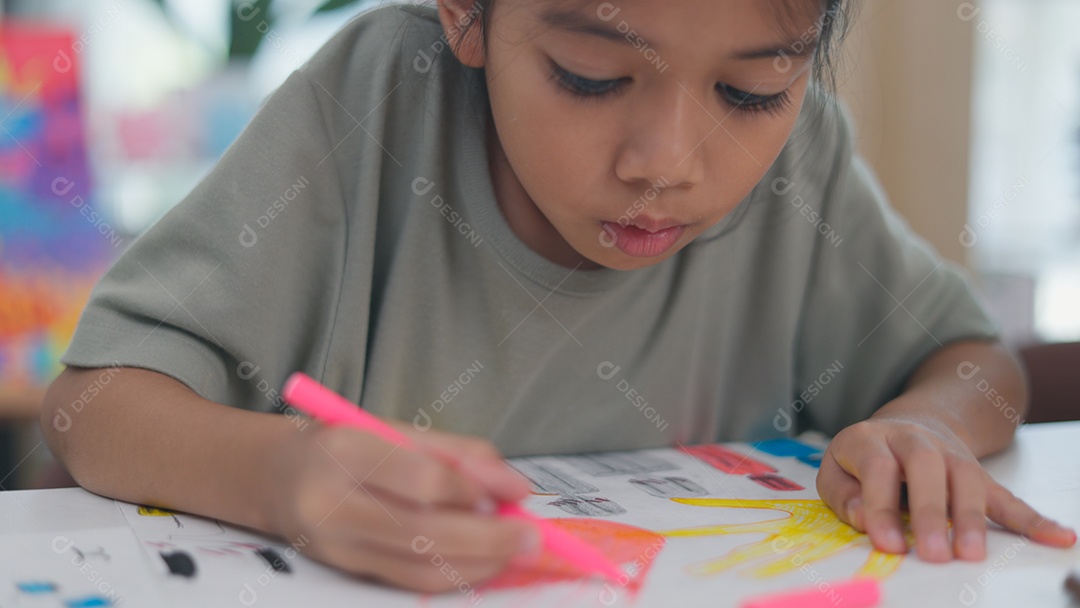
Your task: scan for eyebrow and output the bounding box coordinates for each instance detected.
[537,8,818,61]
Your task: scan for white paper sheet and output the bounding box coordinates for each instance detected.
[0,527,170,607]
[5,437,1078,607]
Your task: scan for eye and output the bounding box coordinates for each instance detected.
[549,62,627,99]
[716,83,792,116]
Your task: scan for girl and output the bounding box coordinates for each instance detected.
[43,0,1076,593]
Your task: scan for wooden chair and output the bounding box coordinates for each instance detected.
[1019,342,1080,423]
[0,387,45,490]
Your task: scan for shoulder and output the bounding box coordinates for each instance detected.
[749,88,890,236]
[297,4,446,99]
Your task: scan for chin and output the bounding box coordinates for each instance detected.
[585,249,676,271]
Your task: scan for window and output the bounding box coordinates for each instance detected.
[967,0,1080,342]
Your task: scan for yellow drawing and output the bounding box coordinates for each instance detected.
[662,499,907,579]
[137,506,177,517]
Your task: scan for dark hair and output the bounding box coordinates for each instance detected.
[771,0,856,94]
[453,0,856,94]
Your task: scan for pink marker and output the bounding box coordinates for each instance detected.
[740,577,881,608]
[282,372,624,582]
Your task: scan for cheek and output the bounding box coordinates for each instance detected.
[489,74,607,205]
[703,110,805,206]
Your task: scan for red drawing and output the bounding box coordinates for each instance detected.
[483,518,665,594]
[748,473,805,492]
[680,444,776,476]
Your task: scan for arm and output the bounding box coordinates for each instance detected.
[42,366,536,591]
[878,339,1023,458]
[817,340,1077,563]
[42,366,294,532]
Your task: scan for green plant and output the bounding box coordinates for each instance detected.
[149,0,365,60]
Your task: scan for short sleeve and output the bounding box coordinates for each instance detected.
[61,69,350,412]
[792,106,999,435]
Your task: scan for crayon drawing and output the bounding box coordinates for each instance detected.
[680,444,805,491]
[483,517,665,601]
[663,498,905,579]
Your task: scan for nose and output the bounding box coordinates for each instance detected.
[614,83,709,189]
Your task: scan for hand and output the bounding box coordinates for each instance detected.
[267,419,540,592]
[816,415,1077,562]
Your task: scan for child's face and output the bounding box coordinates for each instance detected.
[476,0,820,270]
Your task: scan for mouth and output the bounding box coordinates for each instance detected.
[599,220,687,258]
[625,217,685,233]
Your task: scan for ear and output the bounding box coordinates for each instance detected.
[437,0,486,68]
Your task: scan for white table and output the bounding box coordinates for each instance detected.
[2,422,1079,607]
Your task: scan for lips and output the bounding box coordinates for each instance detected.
[625,217,684,233]
[601,220,686,258]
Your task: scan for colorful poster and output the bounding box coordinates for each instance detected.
[0,23,118,389]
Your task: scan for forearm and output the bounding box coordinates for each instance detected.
[42,366,297,534]
[871,339,1026,458]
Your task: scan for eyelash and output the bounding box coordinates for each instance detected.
[716,83,792,117]
[548,62,792,116]
[548,63,627,100]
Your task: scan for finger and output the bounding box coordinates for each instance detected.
[329,429,484,511]
[893,437,950,562]
[393,423,532,503]
[816,451,865,529]
[338,493,540,562]
[456,456,533,505]
[832,430,906,554]
[947,458,987,561]
[986,483,1078,548]
[324,535,518,594]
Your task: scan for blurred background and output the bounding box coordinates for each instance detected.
[0,0,1077,489]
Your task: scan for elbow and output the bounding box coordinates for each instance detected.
[41,371,71,459]
[40,367,92,486]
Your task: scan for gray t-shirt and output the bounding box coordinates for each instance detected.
[62,5,998,457]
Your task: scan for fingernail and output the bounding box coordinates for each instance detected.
[925,532,948,558]
[1057,525,1076,544]
[885,529,906,552]
[960,530,984,558]
[475,497,496,515]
